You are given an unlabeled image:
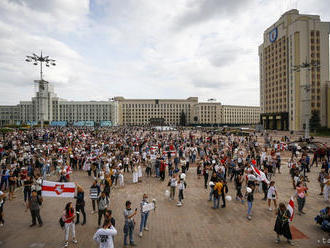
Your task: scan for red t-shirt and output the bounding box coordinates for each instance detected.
[64,209,74,223]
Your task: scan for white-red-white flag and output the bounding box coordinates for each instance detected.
[287,196,294,222]
[42,180,75,198]
[251,165,270,184]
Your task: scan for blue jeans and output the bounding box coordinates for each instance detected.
[209,188,214,201]
[155,167,160,177]
[213,197,220,208]
[140,212,149,232]
[247,201,253,216]
[124,221,134,245]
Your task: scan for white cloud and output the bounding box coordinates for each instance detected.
[0,0,329,106]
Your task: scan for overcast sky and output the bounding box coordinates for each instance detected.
[0,0,329,106]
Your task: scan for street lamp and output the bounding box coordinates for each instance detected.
[292,59,320,139]
[25,51,56,129]
[25,51,56,81]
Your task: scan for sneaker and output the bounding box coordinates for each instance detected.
[247,216,252,220]
[268,208,272,211]
[73,239,78,244]
[139,232,143,237]
[301,211,306,214]
[64,241,69,247]
[30,223,36,227]
[287,240,294,246]
[144,227,149,231]
[275,238,280,244]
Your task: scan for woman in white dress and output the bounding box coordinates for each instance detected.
[132,164,138,184]
[267,181,278,211]
[118,169,124,187]
[138,162,143,182]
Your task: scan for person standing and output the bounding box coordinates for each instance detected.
[220,180,228,208]
[0,191,6,227]
[169,174,177,200]
[213,180,223,209]
[132,164,138,184]
[105,209,116,227]
[177,177,186,206]
[98,191,109,227]
[324,174,330,202]
[139,194,150,237]
[296,181,308,215]
[90,180,101,214]
[123,200,137,247]
[26,190,43,227]
[62,202,78,247]
[318,169,327,195]
[23,175,32,203]
[93,219,117,248]
[8,170,16,200]
[274,203,294,245]
[203,163,210,189]
[267,181,278,211]
[75,185,86,225]
[246,186,254,220]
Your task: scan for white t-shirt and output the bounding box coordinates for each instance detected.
[93,227,117,248]
[267,186,276,199]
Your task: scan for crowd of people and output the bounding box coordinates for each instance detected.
[0,126,329,247]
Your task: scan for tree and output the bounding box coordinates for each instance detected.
[193,116,198,123]
[179,111,186,126]
[310,110,321,132]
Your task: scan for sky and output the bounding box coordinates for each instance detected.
[0,0,329,106]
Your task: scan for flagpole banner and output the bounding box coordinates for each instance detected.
[287,196,295,222]
[42,180,75,198]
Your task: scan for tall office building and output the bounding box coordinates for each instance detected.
[259,9,330,131]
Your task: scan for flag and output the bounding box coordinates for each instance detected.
[42,180,75,198]
[251,165,270,184]
[287,197,294,222]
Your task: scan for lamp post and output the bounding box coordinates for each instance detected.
[25,51,56,129]
[292,59,320,139]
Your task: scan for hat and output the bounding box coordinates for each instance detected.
[246,187,252,193]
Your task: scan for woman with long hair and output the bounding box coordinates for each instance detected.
[274,202,293,245]
[62,202,78,247]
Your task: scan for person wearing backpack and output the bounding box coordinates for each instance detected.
[26,190,43,227]
[62,202,78,247]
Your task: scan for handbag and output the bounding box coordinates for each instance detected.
[59,216,65,228]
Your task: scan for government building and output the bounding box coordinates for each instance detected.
[259,9,330,131]
[0,80,260,127]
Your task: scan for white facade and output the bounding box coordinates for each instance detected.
[0,80,116,126]
[114,97,260,126]
[0,82,260,127]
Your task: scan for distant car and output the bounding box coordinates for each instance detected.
[288,141,325,153]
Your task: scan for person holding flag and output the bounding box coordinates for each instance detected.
[274,202,294,245]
